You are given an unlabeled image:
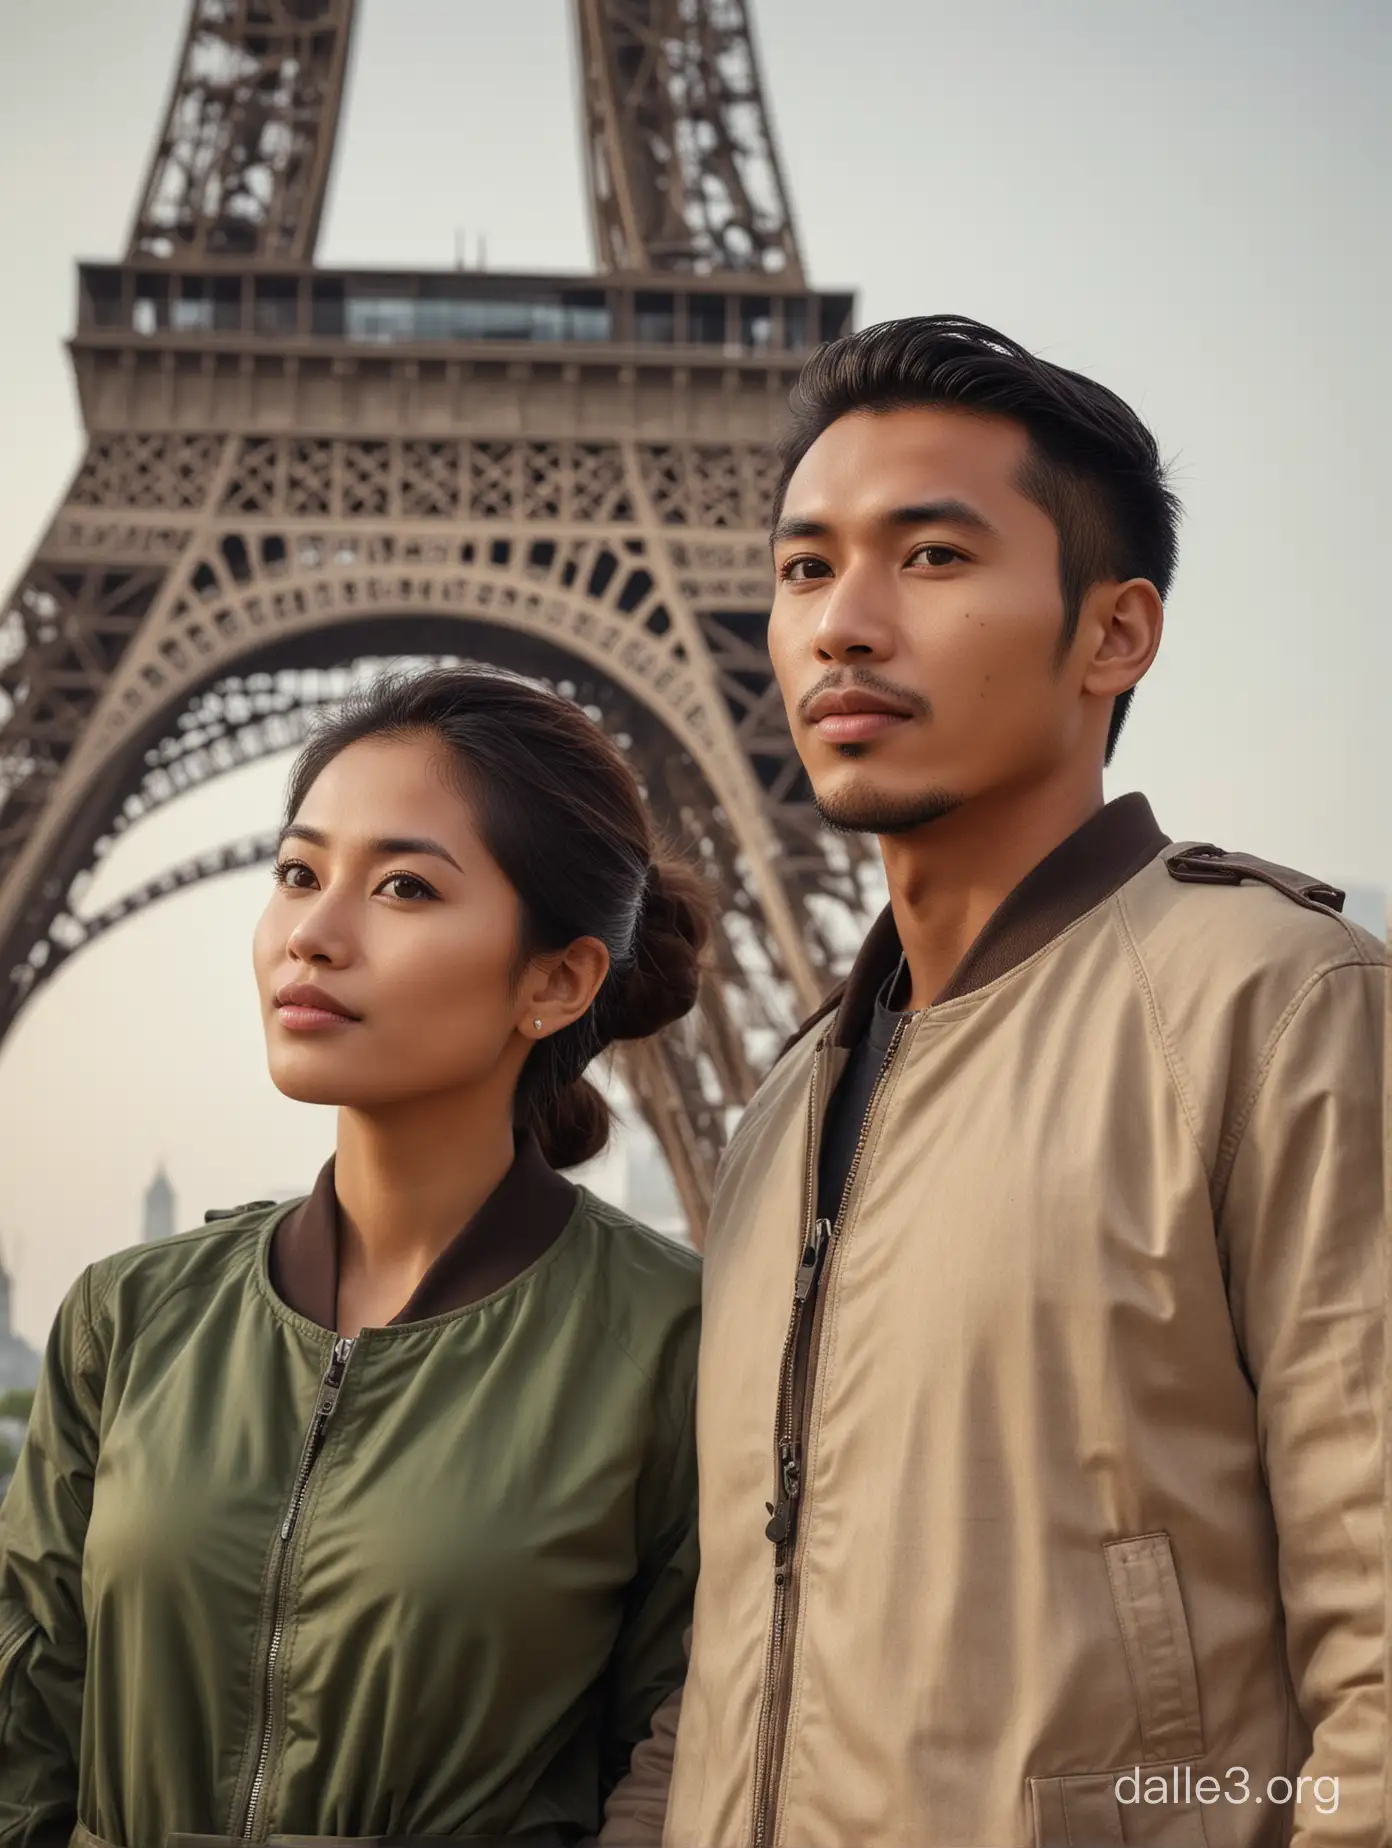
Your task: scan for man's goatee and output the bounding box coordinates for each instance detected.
[813,783,965,836]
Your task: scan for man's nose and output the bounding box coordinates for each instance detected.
[812,561,897,663]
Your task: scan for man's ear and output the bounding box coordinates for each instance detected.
[1080,577,1163,700]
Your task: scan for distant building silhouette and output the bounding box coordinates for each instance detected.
[0,1244,41,1392]
[143,1166,177,1243]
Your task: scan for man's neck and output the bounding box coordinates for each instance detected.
[880,770,1106,1010]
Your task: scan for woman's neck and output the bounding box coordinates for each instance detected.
[331,1090,517,1333]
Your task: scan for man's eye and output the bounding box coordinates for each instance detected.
[779,556,832,583]
[379,873,438,902]
[908,544,963,568]
[273,860,316,890]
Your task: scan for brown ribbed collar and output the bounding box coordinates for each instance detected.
[833,792,1170,1048]
[270,1131,580,1331]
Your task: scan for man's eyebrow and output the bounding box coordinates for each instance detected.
[770,500,998,549]
[770,516,830,547]
[886,499,999,535]
[277,823,464,874]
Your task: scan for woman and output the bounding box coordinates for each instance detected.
[0,669,710,1848]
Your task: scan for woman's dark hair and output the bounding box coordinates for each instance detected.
[774,315,1182,762]
[284,667,713,1169]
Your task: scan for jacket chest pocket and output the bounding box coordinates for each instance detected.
[1031,1533,1209,1847]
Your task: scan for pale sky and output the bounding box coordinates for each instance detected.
[1,0,1388,1346]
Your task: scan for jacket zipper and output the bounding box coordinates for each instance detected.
[748,1039,825,1846]
[750,1016,909,1848]
[239,1333,356,1840]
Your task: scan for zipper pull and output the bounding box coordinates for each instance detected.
[794,1219,832,1303]
[313,1336,356,1420]
[780,1441,801,1501]
[326,1334,355,1385]
[764,1440,803,1545]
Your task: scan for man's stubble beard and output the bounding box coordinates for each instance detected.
[812,748,966,836]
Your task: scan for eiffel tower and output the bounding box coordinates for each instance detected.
[0,0,877,1230]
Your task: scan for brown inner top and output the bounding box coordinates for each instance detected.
[270,1129,580,1331]
[832,792,1171,1048]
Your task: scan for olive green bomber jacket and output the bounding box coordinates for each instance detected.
[0,1137,700,1847]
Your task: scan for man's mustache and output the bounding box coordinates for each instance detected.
[796,668,932,722]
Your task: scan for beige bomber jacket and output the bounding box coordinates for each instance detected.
[602,795,1387,1848]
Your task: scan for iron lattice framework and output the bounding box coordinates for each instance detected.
[129,0,357,265]
[0,0,873,1232]
[578,0,803,275]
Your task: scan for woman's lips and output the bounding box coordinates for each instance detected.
[276,1004,360,1032]
[273,983,361,1031]
[813,710,910,743]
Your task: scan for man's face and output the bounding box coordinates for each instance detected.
[768,406,1103,833]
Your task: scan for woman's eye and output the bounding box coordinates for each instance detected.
[908,544,963,568]
[379,873,438,902]
[779,556,832,584]
[273,860,317,890]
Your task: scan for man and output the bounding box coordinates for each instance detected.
[607,317,1386,1848]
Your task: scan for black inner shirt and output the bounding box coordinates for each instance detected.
[815,956,913,1228]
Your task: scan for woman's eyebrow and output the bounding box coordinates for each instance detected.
[277,823,464,874]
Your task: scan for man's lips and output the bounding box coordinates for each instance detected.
[274,982,361,1030]
[803,687,917,743]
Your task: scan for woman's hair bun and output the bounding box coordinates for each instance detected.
[521,857,714,1170]
[607,856,713,1042]
[528,1075,611,1172]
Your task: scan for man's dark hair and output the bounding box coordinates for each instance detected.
[773,315,1181,761]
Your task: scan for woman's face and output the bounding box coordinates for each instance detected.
[254,734,549,1111]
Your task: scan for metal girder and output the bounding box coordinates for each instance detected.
[127,0,358,264]
[35,831,280,990]
[0,562,167,895]
[577,0,804,276]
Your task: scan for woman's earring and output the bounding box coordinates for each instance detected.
[533,1017,544,1033]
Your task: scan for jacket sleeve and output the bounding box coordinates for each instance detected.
[593,1335,698,1847]
[0,1267,106,1848]
[1217,956,1386,1846]
[596,1675,684,1848]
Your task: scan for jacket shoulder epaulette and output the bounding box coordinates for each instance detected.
[204,1200,277,1223]
[1164,843,1345,917]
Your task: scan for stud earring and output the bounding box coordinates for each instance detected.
[533,1017,544,1032]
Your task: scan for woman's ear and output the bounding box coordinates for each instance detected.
[519,937,611,1039]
